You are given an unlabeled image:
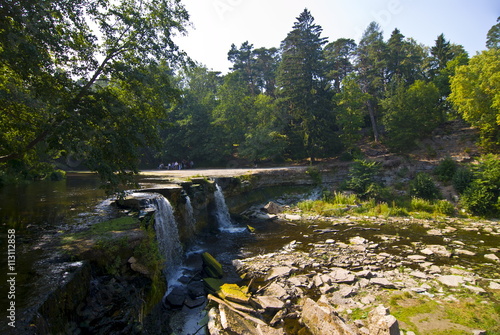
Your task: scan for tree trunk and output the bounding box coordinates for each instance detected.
[367,99,379,142]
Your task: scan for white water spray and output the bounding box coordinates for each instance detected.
[151,194,183,280]
[183,196,196,236]
[213,184,246,233]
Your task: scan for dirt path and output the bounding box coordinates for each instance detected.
[140,166,308,179]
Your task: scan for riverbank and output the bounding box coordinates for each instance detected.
[206,209,500,334]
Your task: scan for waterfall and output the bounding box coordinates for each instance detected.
[214,184,246,233]
[184,196,196,236]
[151,194,183,280]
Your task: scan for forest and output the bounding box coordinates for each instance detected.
[1,1,499,191]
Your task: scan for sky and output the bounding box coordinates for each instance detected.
[174,0,499,74]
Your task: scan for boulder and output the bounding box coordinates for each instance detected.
[367,305,400,335]
[264,202,285,214]
[328,268,356,284]
[301,298,359,335]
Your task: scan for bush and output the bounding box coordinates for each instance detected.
[435,200,455,216]
[410,197,435,212]
[459,154,500,217]
[50,169,67,181]
[409,173,441,200]
[461,181,498,216]
[452,167,474,194]
[345,159,381,196]
[434,156,457,182]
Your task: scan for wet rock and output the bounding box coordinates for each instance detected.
[184,296,206,308]
[301,298,359,335]
[202,252,224,278]
[165,286,187,307]
[368,305,400,335]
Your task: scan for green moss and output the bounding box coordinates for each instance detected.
[218,283,250,304]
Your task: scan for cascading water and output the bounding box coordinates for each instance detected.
[213,183,246,233]
[183,196,196,236]
[150,194,183,281]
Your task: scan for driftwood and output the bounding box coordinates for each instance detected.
[207,294,267,326]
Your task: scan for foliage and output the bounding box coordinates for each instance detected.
[276,9,337,160]
[409,173,441,200]
[344,159,381,196]
[434,156,458,182]
[381,80,441,151]
[449,48,500,152]
[335,74,368,151]
[452,167,474,194]
[460,154,500,216]
[305,167,322,185]
[486,16,500,50]
[0,0,189,189]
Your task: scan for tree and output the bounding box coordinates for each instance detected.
[486,16,500,49]
[355,22,387,142]
[430,34,454,73]
[323,38,357,93]
[335,74,368,152]
[0,0,189,187]
[159,65,223,165]
[276,9,336,160]
[382,80,441,151]
[449,49,500,152]
[228,41,258,95]
[386,29,426,85]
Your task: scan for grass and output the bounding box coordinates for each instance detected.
[295,191,457,219]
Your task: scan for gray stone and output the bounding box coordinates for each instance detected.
[255,295,285,310]
[328,268,356,284]
[301,298,358,335]
[484,253,500,262]
[489,281,500,290]
[421,245,451,257]
[368,305,400,335]
[264,201,284,214]
[266,266,294,281]
[455,249,476,256]
[370,277,397,289]
[437,275,465,287]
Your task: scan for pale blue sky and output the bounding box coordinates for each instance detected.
[175,0,499,73]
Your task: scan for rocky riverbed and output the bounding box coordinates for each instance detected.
[202,206,500,334]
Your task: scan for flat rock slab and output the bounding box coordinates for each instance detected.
[370,277,397,289]
[255,296,285,310]
[266,266,294,281]
[437,275,465,287]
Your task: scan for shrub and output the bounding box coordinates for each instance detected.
[409,173,441,200]
[435,200,455,216]
[452,167,474,194]
[50,169,67,181]
[410,197,435,212]
[461,181,498,216]
[345,159,381,196]
[459,154,500,216]
[434,156,457,182]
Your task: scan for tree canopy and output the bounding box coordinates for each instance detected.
[1,4,498,189]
